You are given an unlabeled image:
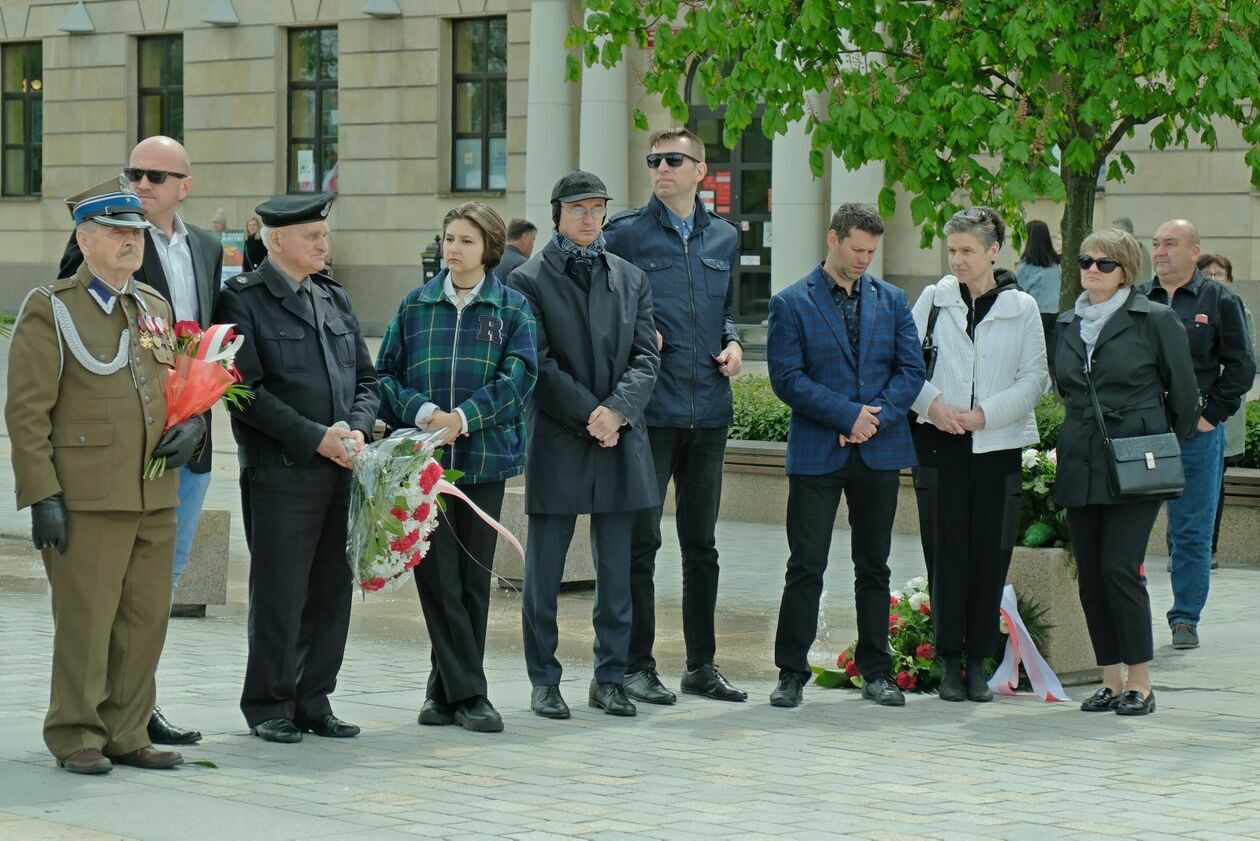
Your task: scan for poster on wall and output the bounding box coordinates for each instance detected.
[220,231,245,284]
[297,150,316,192]
[702,170,733,214]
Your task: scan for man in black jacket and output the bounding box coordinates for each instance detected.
[603,127,746,704]
[214,193,379,743]
[58,136,223,747]
[510,171,660,720]
[1140,218,1255,651]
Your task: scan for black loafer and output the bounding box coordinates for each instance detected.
[1080,687,1121,712]
[861,673,906,707]
[623,668,677,705]
[1115,689,1156,716]
[418,698,454,726]
[148,707,202,746]
[681,664,748,702]
[454,697,504,733]
[588,681,637,717]
[298,713,360,738]
[251,718,302,743]
[530,685,571,719]
[769,674,805,708]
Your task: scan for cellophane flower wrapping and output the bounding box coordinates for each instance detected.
[164,354,235,430]
[348,428,450,592]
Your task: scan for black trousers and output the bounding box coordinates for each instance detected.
[414,481,505,706]
[1069,501,1160,666]
[775,451,899,680]
[239,462,352,727]
[1212,453,1244,555]
[910,424,936,590]
[628,426,727,672]
[915,426,1022,660]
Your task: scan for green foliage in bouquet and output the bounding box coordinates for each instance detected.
[1019,447,1070,549]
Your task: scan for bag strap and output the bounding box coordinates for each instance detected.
[924,304,941,342]
[1082,364,1112,446]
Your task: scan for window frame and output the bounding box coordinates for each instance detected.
[287,26,339,195]
[1,41,42,197]
[451,16,507,193]
[137,34,184,143]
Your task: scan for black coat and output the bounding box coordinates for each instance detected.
[491,244,528,279]
[59,223,224,473]
[1052,291,1199,507]
[508,240,660,515]
[213,260,379,468]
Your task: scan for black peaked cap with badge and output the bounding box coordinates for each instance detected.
[256,192,334,227]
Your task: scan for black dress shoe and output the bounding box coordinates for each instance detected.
[418,698,454,726]
[769,674,805,708]
[251,718,302,743]
[861,673,906,707]
[148,707,202,746]
[588,681,637,717]
[298,713,360,738]
[938,659,965,702]
[454,697,503,733]
[681,664,748,702]
[530,685,571,719]
[623,668,677,705]
[1115,689,1156,716]
[965,668,993,702]
[1079,686,1122,712]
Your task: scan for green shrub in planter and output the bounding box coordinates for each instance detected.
[1241,400,1260,469]
[731,375,790,442]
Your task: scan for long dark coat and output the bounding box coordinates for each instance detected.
[508,240,660,515]
[1052,290,1199,507]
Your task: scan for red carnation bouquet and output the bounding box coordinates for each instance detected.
[144,320,252,479]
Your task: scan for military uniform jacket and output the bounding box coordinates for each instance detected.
[508,240,661,515]
[6,264,179,512]
[213,260,379,467]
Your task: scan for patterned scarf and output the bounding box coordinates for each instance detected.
[553,228,606,262]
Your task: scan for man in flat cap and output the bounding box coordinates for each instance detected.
[6,177,206,774]
[509,171,660,720]
[213,192,379,743]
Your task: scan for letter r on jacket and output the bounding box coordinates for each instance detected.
[476,315,505,345]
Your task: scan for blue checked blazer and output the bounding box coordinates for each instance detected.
[767,265,925,475]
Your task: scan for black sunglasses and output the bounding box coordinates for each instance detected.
[646,151,702,169]
[123,167,187,185]
[1077,255,1122,273]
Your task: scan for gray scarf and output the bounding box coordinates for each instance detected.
[1074,286,1131,369]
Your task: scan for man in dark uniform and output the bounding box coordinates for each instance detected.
[213,192,379,743]
[7,177,205,773]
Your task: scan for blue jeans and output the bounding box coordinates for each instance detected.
[171,466,212,593]
[1166,425,1225,629]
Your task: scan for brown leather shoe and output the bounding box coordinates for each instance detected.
[58,747,112,775]
[106,745,183,769]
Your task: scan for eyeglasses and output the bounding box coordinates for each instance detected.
[563,204,606,221]
[1202,270,1229,282]
[646,151,702,169]
[123,168,187,185]
[1077,255,1122,273]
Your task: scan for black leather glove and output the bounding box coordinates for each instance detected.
[152,415,206,470]
[31,494,68,554]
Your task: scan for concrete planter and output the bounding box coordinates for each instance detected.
[172,508,230,616]
[493,481,597,588]
[1004,546,1100,685]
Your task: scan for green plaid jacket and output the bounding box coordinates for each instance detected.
[376,272,538,484]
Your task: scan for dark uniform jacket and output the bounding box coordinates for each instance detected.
[491,244,528,280]
[59,223,224,473]
[1052,290,1199,507]
[213,260,379,467]
[603,194,741,428]
[508,239,660,515]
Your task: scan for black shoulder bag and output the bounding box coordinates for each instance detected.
[921,304,942,380]
[1083,364,1185,497]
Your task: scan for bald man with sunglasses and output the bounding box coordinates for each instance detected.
[58,136,224,747]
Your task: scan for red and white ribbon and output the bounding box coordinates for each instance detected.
[436,479,525,561]
[988,584,1070,702]
[195,323,243,366]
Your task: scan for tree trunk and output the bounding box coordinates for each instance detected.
[1057,166,1100,311]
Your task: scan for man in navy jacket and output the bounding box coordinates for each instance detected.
[766,204,925,708]
[604,127,746,705]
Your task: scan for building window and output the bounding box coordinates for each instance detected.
[288,27,338,194]
[452,17,506,192]
[2,43,41,196]
[138,35,183,142]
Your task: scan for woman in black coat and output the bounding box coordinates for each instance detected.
[1052,228,1197,717]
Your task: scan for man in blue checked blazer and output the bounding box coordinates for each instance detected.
[766,203,925,710]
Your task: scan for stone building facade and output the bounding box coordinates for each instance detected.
[0,0,1254,334]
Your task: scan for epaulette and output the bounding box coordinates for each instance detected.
[605,207,642,226]
[44,278,77,295]
[225,273,265,291]
[310,270,343,289]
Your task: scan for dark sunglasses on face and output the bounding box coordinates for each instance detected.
[123,167,187,185]
[1077,255,1122,273]
[646,151,702,169]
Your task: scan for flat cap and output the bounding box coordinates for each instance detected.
[256,192,334,227]
[64,174,151,229]
[551,170,611,204]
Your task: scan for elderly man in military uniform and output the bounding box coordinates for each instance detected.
[6,178,206,774]
[213,193,379,744]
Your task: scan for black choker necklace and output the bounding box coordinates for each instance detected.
[452,283,479,291]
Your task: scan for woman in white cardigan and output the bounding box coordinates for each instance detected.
[910,207,1048,702]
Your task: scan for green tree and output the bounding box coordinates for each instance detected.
[569,0,1260,307]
